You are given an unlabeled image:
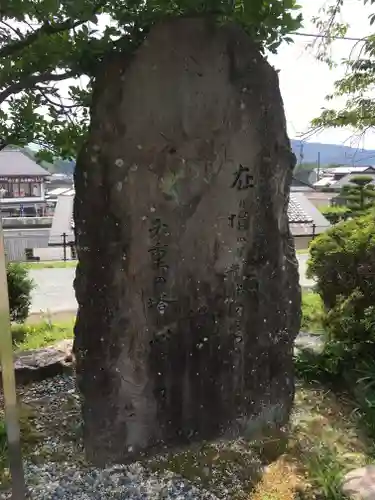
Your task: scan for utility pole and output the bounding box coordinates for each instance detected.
[298,142,304,167]
[0,189,26,499]
[317,152,321,180]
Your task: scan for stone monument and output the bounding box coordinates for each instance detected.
[73,17,301,465]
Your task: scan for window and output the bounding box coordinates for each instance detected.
[19,183,32,197]
[0,180,42,197]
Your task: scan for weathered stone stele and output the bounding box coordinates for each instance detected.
[73,17,301,465]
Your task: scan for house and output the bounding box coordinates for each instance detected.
[313,176,335,189]
[47,189,329,254]
[330,170,375,192]
[291,177,315,193]
[0,149,50,217]
[288,193,331,250]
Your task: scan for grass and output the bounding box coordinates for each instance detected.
[301,291,324,333]
[147,383,372,500]
[0,404,43,488]
[25,260,77,270]
[11,318,74,352]
[252,384,372,500]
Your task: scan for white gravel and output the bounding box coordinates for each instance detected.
[4,462,220,499]
[0,376,223,499]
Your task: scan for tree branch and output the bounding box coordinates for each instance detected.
[0,20,23,39]
[0,70,77,104]
[34,86,80,109]
[0,1,106,59]
[0,19,83,59]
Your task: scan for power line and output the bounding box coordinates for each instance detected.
[292,31,367,42]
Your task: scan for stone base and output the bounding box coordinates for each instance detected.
[0,340,74,386]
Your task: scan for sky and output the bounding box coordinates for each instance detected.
[90,0,375,148]
[6,0,374,149]
[269,0,375,147]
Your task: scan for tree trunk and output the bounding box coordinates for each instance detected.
[73,17,301,466]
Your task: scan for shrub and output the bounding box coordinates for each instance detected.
[6,263,34,323]
[307,211,375,310]
[301,292,324,332]
[298,209,375,439]
[301,210,375,375]
[321,206,351,225]
[324,290,375,349]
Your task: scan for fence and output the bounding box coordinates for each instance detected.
[28,232,76,262]
[289,222,330,252]
[3,229,50,263]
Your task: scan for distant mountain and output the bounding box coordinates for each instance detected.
[50,141,375,172]
[53,158,75,175]
[291,140,375,167]
[16,140,375,174]
[18,146,75,175]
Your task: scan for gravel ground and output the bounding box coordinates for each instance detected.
[0,376,228,500]
[13,463,220,500]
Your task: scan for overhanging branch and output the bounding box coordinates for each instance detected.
[0,0,106,59]
[0,70,77,104]
[0,19,83,59]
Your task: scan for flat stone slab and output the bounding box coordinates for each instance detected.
[342,465,375,499]
[0,340,74,386]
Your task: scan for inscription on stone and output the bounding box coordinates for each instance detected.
[147,217,175,315]
[230,164,254,190]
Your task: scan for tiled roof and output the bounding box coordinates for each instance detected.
[288,192,330,236]
[0,150,50,177]
[287,196,313,223]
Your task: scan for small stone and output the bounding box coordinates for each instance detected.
[342,465,375,499]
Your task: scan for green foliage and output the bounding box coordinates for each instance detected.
[6,262,34,323]
[301,291,324,333]
[297,209,375,445]
[321,206,351,224]
[339,175,375,215]
[302,444,346,500]
[12,319,74,351]
[312,1,375,131]
[324,290,375,348]
[0,0,302,158]
[307,211,375,310]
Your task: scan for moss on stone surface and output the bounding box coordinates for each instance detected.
[148,440,266,499]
